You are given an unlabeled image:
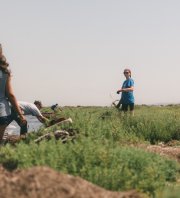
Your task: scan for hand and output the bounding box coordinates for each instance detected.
[19,115,27,126]
[117,90,121,94]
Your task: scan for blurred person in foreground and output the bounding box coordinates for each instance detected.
[0,44,26,143]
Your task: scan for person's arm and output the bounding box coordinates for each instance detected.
[36,115,49,123]
[117,79,134,94]
[117,86,134,93]
[30,104,50,126]
[36,115,50,126]
[6,76,26,123]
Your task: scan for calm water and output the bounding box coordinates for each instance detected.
[5,115,43,135]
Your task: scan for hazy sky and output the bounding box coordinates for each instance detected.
[1,0,180,106]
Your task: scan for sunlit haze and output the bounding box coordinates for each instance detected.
[1,0,180,106]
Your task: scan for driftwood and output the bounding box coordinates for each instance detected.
[34,118,73,143]
[42,112,55,119]
[54,130,69,140]
[34,130,71,144]
[44,117,72,131]
[34,133,52,143]
[47,117,67,126]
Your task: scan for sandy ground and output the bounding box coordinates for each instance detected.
[146,144,180,162]
[0,166,142,198]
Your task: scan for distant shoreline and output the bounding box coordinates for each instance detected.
[43,103,180,108]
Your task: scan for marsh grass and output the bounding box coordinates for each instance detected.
[0,105,180,197]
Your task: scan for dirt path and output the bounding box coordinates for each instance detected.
[146,144,180,162]
[0,166,142,198]
[135,141,180,163]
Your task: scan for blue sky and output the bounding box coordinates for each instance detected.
[1,0,180,106]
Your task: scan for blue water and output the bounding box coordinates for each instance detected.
[5,115,43,135]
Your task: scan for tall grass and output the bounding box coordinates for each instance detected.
[0,139,178,196]
[0,105,180,197]
[121,105,180,143]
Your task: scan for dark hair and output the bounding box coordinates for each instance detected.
[34,100,42,108]
[0,55,10,76]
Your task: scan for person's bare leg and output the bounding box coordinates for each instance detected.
[130,110,134,116]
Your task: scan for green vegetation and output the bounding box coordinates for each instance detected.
[1,105,180,197]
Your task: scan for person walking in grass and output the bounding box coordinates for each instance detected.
[0,44,26,143]
[116,68,135,116]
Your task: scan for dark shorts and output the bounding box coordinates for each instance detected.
[121,103,134,112]
[0,115,12,125]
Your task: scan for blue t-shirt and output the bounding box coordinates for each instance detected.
[121,78,134,104]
